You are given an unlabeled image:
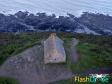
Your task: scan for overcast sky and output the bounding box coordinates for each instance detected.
[0,0,112,16]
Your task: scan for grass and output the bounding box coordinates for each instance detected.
[51,42,112,84]
[67,42,112,73]
[51,34,112,84]
[0,33,42,84]
[0,33,41,65]
[0,77,19,84]
[0,44,21,64]
[0,32,112,84]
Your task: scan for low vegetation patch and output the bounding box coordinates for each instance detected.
[68,42,112,73]
[0,77,19,84]
[64,33,112,73]
[0,33,41,65]
[0,32,112,84]
[51,33,112,84]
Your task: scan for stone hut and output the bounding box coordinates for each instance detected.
[44,33,66,64]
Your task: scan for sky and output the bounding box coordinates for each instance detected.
[0,0,112,16]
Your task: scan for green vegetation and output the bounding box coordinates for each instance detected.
[0,77,19,84]
[0,32,73,65]
[67,42,112,73]
[0,33,41,65]
[62,33,112,73]
[0,32,112,84]
[0,32,112,67]
[51,33,112,84]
